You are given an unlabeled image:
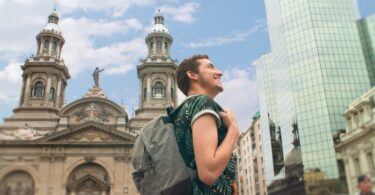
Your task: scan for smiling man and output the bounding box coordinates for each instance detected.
[173,54,239,194]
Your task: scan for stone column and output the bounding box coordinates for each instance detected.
[351,113,357,131]
[113,147,127,195]
[48,37,52,56]
[167,74,171,103]
[348,156,357,178]
[39,153,52,195]
[139,75,143,108]
[55,41,60,58]
[152,38,156,54]
[55,79,62,108]
[359,146,371,174]
[343,157,354,195]
[345,117,352,132]
[363,104,372,123]
[58,43,63,59]
[51,154,66,195]
[44,75,52,104]
[23,74,32,105]
[19,75,26,106]
[147,74,151,101]
[39,38,45,55]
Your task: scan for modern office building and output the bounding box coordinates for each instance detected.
[357,14,375,86]
[235,112,268,195]
[256,0,371,194]
[254,53,284,187]
[335,87,375,195]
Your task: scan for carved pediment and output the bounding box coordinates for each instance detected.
[74,102,112,123]
[40,122,135,143]
[59,97,129,126]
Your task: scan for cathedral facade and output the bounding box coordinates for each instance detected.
[0,10,177,195]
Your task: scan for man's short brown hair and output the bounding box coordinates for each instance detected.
[176,54,209,96]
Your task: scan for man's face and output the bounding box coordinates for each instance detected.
[359,177,373,193]
[195,58,223,96]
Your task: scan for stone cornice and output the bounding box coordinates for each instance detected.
[0,141,134,147]
[22,62,70,80]
[335,127,374,151]
[40,122,135,142]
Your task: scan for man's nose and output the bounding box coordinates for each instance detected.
[216,69,223,77]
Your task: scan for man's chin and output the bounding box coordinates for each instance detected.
[217,86,224,92]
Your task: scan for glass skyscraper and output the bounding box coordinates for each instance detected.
[255,54,285,184]
[256,0,371,194]
[357,14,375,86]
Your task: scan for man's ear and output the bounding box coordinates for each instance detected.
[187,70,198,80]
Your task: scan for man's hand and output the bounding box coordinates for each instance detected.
[220,110,239,142]
[192,110,239,185]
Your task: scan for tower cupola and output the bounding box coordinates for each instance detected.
[146,11,172,58]
[36,10,65,59]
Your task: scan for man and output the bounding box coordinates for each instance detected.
[358,175,374,195]
[173,54,239,194]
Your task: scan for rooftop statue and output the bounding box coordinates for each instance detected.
[93,67,104,87]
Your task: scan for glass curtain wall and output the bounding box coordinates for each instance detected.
[261,0,371,193]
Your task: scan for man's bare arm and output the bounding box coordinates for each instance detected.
[192,110,239,185]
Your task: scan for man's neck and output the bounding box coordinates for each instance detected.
[188,89,216,99]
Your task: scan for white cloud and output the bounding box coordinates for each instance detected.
[60,17,147,76]
[105,64,134,75]
[185,19,267,48]
[0,61,22,101]
[159,2,199,23]
[57,0,155,17]
[0,0,54,57]
[216,67,259,132]
[61,17,143,37]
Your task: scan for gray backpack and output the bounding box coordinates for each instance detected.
[132,107,195,195]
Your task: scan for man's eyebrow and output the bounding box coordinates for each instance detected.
[207,63,215,67]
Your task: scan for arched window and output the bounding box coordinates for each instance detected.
[49,87,55,100]
[153,81,164,98]
[44,39,49,50]
[67,163,110,195]
[33,81,44,97]
[52,41,57,54]
[0,171,35,195]
[156,41,162,51]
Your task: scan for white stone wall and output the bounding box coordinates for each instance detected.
[337,87,375,195]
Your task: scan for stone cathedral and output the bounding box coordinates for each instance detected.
[0,10,178,195]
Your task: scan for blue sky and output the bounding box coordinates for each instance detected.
[0,0,374,131]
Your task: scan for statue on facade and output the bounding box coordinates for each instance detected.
[93,67,104,87]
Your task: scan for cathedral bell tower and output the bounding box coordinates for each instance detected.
[129,12,178,132]
[2,10,70,129]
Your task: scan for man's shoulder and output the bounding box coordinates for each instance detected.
[174,95,220,122]
[186,95,219,109]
